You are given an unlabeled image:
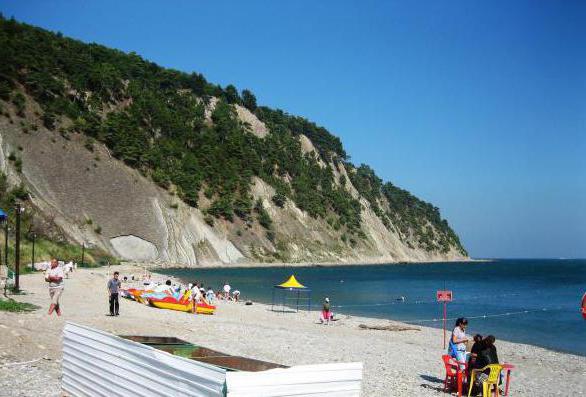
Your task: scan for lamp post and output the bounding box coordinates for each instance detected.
[31,231,36,271]
[14,202,24,292]
[4,222,8,270]
[0,209,6,267]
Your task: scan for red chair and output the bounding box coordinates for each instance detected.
[442,354,468,397]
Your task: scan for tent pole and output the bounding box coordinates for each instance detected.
[296,290,300,312]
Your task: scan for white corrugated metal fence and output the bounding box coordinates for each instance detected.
[62,322,227,397]
[62,322,363,397]
[226,362,363,396]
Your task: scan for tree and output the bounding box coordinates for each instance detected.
[223,84,241,104]
[241,89,257,111]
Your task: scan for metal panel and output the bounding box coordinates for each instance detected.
[226,362,363,397]
[62,322,226,397]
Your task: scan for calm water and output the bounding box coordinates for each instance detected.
[162,259,586,356]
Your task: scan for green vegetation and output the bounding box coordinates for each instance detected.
[0,299,38,312]
[344,163,466,254]
[0,15,466,255]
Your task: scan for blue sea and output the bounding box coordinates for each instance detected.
[161,259,586,356]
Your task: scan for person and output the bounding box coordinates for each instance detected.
[191,283,202,302]
[223,282,231,300]
[44,258,64,316]
[449,318,469,369]
[320,297,332,324]
[475,335,499,370]
[0,263,8,296]
[107,271,122,316]
[64,262,73,278]
[206,287,215,304]
[472,335,500,390]
[143,273,152,286]
[467,334,483,375]
[232,290,240,302]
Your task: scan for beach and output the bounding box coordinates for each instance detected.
[1,264,585,396]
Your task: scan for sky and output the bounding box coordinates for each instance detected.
[1,0,585,258]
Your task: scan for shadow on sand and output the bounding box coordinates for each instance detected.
[419,374,447,393]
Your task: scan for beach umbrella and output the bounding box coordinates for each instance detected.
[271,275,311,313]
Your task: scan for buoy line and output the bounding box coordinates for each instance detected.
[403,308,555,324]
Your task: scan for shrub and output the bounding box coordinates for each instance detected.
[14,158,22,173]
[204,214,214,227]
[84,138,95,152]
[11,92,25,116]
[271,193,286,208]
[255,200,272,229]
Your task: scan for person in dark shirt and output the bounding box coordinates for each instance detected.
[472,335,500,391]
[107,271,122,316]
[468,334,483,372]
[476,335,499,369]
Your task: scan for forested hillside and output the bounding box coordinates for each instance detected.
[0,15,467,264]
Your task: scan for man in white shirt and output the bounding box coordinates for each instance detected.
[191,284,202,302]
[44,258,64,316]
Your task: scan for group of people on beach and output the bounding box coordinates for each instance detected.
[450,317,501,393]
[104,272,244,317]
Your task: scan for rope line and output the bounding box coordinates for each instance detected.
[403,308,553,324]
[330,290,554,309]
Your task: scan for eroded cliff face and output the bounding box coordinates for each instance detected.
[0,93,467,266]
[0,96,244,266]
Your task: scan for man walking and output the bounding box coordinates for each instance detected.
[107,271,121,316]
[44,258,64,316]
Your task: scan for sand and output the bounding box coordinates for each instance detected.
[1,264,585,396]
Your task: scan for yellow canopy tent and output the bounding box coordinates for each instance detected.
[276,275,306,289]
[272,275,311,312]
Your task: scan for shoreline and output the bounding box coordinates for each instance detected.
[2,264,584,396]
[135,257,492,270]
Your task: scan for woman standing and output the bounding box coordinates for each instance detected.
[450,317,469,368]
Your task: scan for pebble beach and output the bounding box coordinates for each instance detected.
[1,264,585,396]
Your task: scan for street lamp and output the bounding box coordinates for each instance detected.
[14,202,24,292]
[31,231,36,271]
[0,209,6,267]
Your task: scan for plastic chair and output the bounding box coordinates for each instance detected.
[468,364,503,397]
[442,354,467,396]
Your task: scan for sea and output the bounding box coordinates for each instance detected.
[161,259,586,356]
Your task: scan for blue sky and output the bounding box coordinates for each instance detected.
[1,1,585,258]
